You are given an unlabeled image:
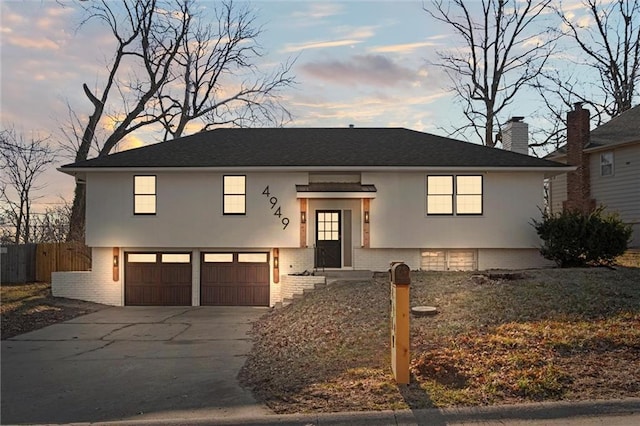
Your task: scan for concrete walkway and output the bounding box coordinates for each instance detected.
[1,306,270,425]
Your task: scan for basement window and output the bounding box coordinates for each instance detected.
[134,175,156,215]
[600,152,614,176]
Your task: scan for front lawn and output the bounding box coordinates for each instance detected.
[1,282,105,339]
[239,268,640,413]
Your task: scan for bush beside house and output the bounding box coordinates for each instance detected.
[533,206,632,267]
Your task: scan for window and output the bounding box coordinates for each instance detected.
[223,175,246,214]
[427,175,483,215]
[134,175,156,214]
[161,253,191,263]
[238,253,268,263]
[204,253,233,263]
[456,176,482,214]
[317,211,340,240]
[127,253,157,263]
[427,176,453,214]
[600,152,614,176]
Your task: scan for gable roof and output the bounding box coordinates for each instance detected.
[61,127,566,171]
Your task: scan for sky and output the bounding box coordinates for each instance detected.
[1,0,590,214]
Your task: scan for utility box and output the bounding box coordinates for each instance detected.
[390,262,410,384]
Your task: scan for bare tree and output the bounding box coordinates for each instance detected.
[424,0,555,147]
[65,0,294,241]
[30,200,73,243]
[0,128,57,244]
[157,1,295,139]
[66,0,189,241]
[535,0,640,140]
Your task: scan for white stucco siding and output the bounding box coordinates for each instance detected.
[363,171,545,249]
[86,171,305,248]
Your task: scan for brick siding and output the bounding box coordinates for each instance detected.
[52,247,121,305]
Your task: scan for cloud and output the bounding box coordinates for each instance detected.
[282,39,363,53]
[300,54,418,87]
[291,3,344,20]
[5,35,60,50]
[116,134,146,152]
[370,41,438,54]
[288,89,449,129]
[335,26,376,40]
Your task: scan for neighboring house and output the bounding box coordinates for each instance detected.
[53,127,571,307]
[547,104,640,247]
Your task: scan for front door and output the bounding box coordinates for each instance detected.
[316,210,341,268]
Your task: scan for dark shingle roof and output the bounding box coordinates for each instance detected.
[296,183,377,193]
[61,128,565,170]
[546,105,640,158]
[590,104,640,148]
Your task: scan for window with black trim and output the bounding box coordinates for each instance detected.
[600,152,614,176]
[427,175,483,216]
[427,175,453,214]
[134,175,156,215]
[223,175,246,214]
[456,175,482,214]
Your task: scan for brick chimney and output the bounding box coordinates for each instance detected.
[502,116,528,155]
[563,103,595,213]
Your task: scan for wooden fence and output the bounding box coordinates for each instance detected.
[1,242,91,284]
[1,244,37,283]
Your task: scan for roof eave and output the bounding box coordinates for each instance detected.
[584,138,640,153]
[59,165,575,173]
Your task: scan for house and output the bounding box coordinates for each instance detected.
[52,127,572,307]
[547,104,640,247]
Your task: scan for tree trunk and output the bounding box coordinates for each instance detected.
[67,182,86,243]
[485,111,495,147]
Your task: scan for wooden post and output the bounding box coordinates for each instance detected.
[300,198,307,248]
[363,198,370,248]
[390,262,410,384]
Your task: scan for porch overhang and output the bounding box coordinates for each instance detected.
[296,183,377,199]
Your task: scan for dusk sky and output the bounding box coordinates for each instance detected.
[1,0,592,213]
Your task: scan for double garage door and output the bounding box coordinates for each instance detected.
[125,252,269,306]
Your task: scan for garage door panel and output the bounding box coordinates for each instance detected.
[201,253,269,306]
[161,264,191,284]
[125,285,191,306]
[125,253,192,306]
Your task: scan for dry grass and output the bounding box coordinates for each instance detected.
[239,267,640,413]
[1,282,106,339]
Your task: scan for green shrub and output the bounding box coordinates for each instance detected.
[532,207,632,268]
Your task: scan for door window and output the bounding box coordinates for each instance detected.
[317,211,340,240]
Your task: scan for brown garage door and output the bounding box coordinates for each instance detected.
[201,252,269,306]
[125,253,192,306]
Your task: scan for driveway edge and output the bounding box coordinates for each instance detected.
[83,397,640,425]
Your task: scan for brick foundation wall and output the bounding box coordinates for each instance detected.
[52,247,121,306]
[281,275,325,300]
[353,248,421,271]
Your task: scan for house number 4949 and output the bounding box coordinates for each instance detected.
[262,186,290,229]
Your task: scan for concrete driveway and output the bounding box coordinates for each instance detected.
[1,306,270,424]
